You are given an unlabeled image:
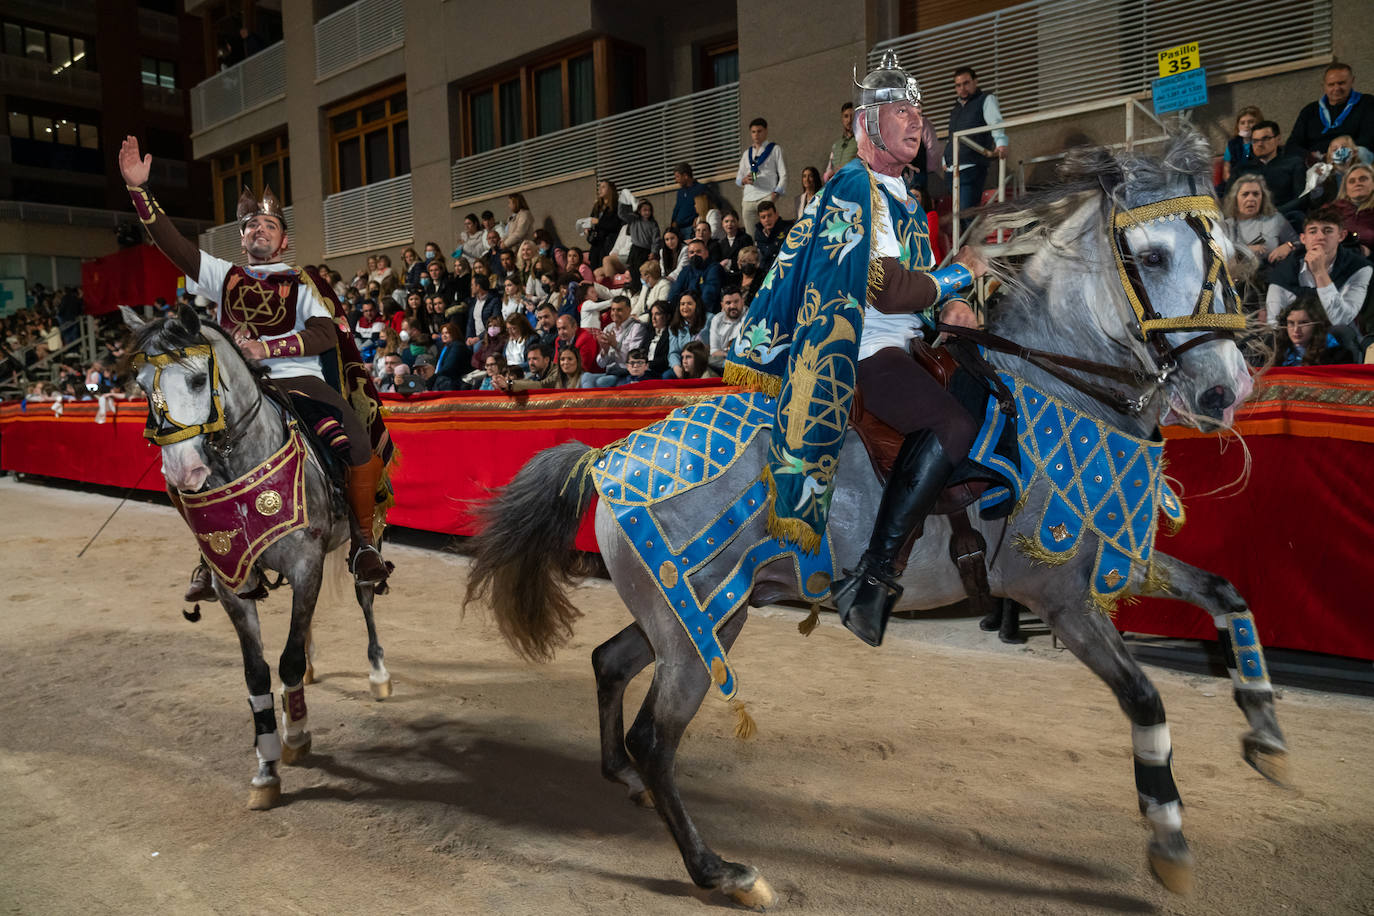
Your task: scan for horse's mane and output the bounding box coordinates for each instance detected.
[124,313,267,382]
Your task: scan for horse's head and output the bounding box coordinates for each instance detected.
[982,130,1251,432]
[121,304,236,492]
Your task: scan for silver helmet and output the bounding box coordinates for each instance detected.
[852,50,922,151]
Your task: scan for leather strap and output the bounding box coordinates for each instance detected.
[948,510,998,618]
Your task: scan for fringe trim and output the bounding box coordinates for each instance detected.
[709,656,757,739]
[867,256,886,302]
[722,363,782,398]
[561,438,626,506]
[1012,532,1078,567]
[761,466,823,555]
[1141,558,1172,596]
[798,602,821,636]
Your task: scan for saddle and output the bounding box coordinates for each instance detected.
[847,338,1013,635]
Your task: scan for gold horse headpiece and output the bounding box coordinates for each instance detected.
[236,185,287,234]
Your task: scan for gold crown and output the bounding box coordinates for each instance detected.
[237,185,286,233]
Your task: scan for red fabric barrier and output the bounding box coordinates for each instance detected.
[3,369,1372,658]
[80,244,184,315]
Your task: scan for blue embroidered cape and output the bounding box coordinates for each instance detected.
[723,157,935,552]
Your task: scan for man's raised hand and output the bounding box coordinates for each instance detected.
[119,135,152,187]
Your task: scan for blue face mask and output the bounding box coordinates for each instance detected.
[421,277,432,288]
[425,250,436,260]
[1333,147,1354,165]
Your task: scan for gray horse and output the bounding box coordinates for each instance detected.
[466,133,1287,907]
[122,305,391,810]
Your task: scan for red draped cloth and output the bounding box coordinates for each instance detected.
[80,245,185,315]
[4,368,1372,659]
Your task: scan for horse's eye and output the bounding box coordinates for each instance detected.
[1140,249,1168,268]
[189,373,208,390]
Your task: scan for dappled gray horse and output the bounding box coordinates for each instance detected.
[466,133,1287,908]
[123,306,391,810]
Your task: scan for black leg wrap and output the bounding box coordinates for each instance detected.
[1134,754,1181,809]
[251,703,277,739]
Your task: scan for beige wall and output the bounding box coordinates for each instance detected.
[0,223,120,260]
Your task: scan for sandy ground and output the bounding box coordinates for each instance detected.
[1,475,1371,916]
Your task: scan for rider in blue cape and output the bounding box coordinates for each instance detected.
[723,51,986,646]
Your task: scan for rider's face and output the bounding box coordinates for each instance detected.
[241,216,286,262]
[877,102,925,164]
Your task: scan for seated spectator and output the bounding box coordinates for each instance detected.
[796,166,824,217]
[692,218,725,266]
[401,247,424,288]
[373,329,403,378]
[737,245,764,304]
[457,212,487,262]
[1222,106,1264,184]
[1272,294,1359,366]
[679,340,717,379]
[704,286,747,373]
[477,352,508,391]
[619,347,652,385]
[694,190,725,240]
[1221,174,1297,311]
[407,354,434,392]
[515,240,541,286]
[565,246,595,284]
[753,200,794,274]
[373,255,398,296]
[670,162,708,236]
[1335,163,1374,257]
[584,179,625,270]
[533,229,567,274]
[643,301,674,378]
[581,295,649,387]
[553,312,600,374]
[423,257,457,302]
[501,276,530,320]
[718,211,754,276]
[665,291,708,378]
[1265,206,1374,328]
[352,255,377,292]
[629,260,672,320]
[1297,135,1363,211]
[504,340,557,392]
[375,354,404,392]
[484,230,506,277]
[504,313,536,371]
[1232,121,1306,211]
[529,302,559,351]
[1288,62,1374,163]
[449,256,472,303]
[431,322,468,391]
[656,227,687,278]
[553,346,585,389]
[468,315,508,387]
[501,193,534,250]
[465,274,502,347]
[354,300,386,360]
[670,238,724,314]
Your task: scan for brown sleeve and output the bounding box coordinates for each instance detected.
[127,184,201,279]
[867,256,940,314]
[263,316,338,359]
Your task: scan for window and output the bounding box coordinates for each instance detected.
[8,111,97,148]
[6,109,102,174]
[210,133,290,224]
[1,21,92,72]
[458,39,644,155]
[140,56,176,90]
[326,83,408,193]
[700,39,738,90]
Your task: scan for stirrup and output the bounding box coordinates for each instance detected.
[185,562,216,603]
[832,557,903,647]
[349,543,389,586]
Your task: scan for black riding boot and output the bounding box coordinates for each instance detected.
[830,430,955,646]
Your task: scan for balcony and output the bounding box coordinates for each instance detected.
[190,41,286,134]
[450,83,739,204]
[323,175,411,258]
[143,84,185,117]
[315,0,405,81]
[0,200,210,238]
[198,206,297,266]
[0,53,101,106]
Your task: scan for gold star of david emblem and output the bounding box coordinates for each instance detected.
[1103,568,1124,588]
[225,282,287,331]
[1049,523,1070,543]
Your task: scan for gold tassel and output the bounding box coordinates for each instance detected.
[722,363,783,398]
[710,656,728,685]
[730,698,758,740]
[798,603,821,636]
[760,467,823,554]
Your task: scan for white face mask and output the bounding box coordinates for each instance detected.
[399,330,410,342]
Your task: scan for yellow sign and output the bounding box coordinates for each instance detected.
[1157,42,1200,78]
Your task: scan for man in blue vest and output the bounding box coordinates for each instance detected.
[942,66,1008,215]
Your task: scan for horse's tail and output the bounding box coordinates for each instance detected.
[463,441,601,662]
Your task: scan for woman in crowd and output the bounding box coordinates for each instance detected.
[501,193,534,250]
[458,212,487,262]
[679,340,717,379]
[564,246,596,285]
[585,179,625,269]
[503,313,535,371]
[1221,106,1263,184]
[622,199,661,294]
[693,219,724,265]
[1298,134,1363,211]
[469,315,508,385]
[718,211,753,276]
[553,346,584,389]
[478,352,509,391]
[694,191,724,239]
[431,321,468,391]
[449,255,472,303]
[736,245,764,304]
[1272,295,1358,367]
[796,166,824,216]
[1336,164,1374,257]
[516,241,542,297]
[665,291,707,378]
[657,227,686,279]
[629,260,672,320]
[533,228,567,274]
[501,276,530,320]
[401,247,424,288]
[644,301,675,378]
[372,254,398,297]
[1221,174,1297,311]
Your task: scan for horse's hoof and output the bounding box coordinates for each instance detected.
[978,614,1000,632]
[281,735,312,765]
[1148,835,1195,896]
[302,662,315,685]
[1243,738,1290,786]
[629,788,655,809]
[369,677,392,700]
[726,875,777,911]
[248,779,281,810]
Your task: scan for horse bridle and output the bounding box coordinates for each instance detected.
[942,192,1245,417]
[131,340,265,458]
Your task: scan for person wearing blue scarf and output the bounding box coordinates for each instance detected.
[1289,63,1374,161]
[723,52,986,646]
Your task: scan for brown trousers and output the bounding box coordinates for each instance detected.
[855,346,977,463]
[270,374,373,466]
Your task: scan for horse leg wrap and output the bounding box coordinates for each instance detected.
[1212,611,1272,692]
[280,683,308,741]
[249,693,281,763]
[1133,722,1183,839]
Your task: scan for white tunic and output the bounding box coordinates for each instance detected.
[188,256,334,381]
[858,172,928,361]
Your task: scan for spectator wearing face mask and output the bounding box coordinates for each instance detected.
[669,238,724,314]
[736,245,764,305]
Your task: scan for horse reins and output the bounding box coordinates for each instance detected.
[131,339,267,460]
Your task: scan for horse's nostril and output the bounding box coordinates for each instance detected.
[1198,384,1234,412]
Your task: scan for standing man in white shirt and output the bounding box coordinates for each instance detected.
[735,117,788,235]
[943,66,1009,215]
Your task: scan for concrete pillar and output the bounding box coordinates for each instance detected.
[281,2,325,262]
[403,0,452,259]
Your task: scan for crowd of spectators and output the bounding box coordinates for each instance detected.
[1,284,133,403]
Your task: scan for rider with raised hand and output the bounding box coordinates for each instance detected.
[118,135,392,594]
[724,52,985,647]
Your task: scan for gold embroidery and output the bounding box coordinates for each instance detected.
[198,529,238,555]
[255,490,283,516]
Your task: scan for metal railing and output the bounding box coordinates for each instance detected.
[315,0,405,80]
[0,200,211,237]
[190,40,286,133]
[198,205,297,266]
[872,0,1332,137]
[0,314,101,400]
[323,177,411,258]
[451,83,740,203]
